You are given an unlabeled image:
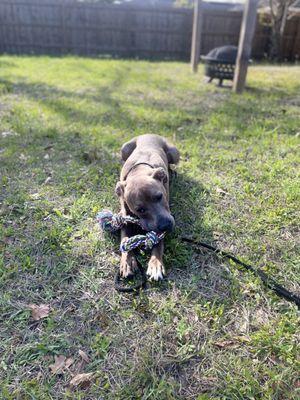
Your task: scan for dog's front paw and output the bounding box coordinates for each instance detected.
[120,252,138,278]
[147,257,165,281]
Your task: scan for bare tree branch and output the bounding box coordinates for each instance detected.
[268,0,295,59]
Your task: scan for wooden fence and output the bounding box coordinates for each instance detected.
[0,0,299,60]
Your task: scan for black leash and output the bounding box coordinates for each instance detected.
[113,170,300,306]
[181,237,300,309]
[114,236,300,309]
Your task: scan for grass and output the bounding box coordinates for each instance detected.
[0,56,299,400]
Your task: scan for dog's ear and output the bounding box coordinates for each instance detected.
[163,141,180,165]
[121,138,137,162]
[115,181,126,197]
[166,145,180,165]
[152,167,167,184]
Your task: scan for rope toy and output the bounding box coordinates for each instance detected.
[97,210,139,232]
[96,210,165,252]
[96,211,300,307]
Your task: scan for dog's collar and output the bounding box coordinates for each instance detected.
[123,162,154,181]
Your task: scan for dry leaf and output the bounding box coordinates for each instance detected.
[78,350,89,363]
[65,358,74,369]
[28,304,50,321]
[19,153,28,161]
[2,130,18,137]
[214,340,238,348]
[43,176,52,185]
[49,355,74,375]
[29,193,41,200]
[69,372,94,388]
[36,371,42,381]
[49,355,66,374]
[74,350,89,374]
[233,335,250,343]
[216,187,228,196]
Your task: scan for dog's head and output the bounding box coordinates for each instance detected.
[116,167,174,232]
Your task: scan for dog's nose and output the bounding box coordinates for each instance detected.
[158,217,174,232]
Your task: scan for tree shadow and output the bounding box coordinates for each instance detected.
[0,67,249,305]
[0,76,139,131]
[0,60,16,68]
[0,69,232,134]
[1,130,121,299]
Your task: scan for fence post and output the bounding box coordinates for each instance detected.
[233,0,258,93]
[190,0,203,73]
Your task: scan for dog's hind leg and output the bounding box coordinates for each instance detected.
[121,138,137,162]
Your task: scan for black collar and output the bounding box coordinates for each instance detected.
[123,162,154,180]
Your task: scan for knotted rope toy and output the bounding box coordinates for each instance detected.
[96,210,300,307]
[96,210,165,253]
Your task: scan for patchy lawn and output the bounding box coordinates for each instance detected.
[0,56,299,400]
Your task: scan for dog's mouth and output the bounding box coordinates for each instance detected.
[139,218,175,234]
[139,221,152,232]
[137,220,155,232]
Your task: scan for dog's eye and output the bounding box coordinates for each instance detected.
[154,193,163,202]
[137,207,146,214]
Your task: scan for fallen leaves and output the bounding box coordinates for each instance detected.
[29,193,41,200]
[28,305,93,388]
[69,372,94,389]
[214,336,250,349]
[74,349,90,377]
[28,304,50,321]
[213,340,239,349]
[78,349,89,363]
[49,355,66,375]
[216,187,228,196]
[43,176,52,185]
[19,153,28,161]
[49,355,74,375]
[48,350,94,389]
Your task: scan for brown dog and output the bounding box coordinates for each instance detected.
[115,134,180,280]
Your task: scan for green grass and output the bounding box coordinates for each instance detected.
[0,56,299,400]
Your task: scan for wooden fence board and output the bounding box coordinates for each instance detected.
[0,0,299,60]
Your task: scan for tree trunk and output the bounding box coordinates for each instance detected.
[270,19,282,60]
[269,0,291,61]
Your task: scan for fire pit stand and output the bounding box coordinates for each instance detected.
[201,45,238,87]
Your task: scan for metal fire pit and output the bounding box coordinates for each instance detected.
[201,45,238,86]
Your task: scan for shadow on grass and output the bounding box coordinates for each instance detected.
[161,172,236,304]
[0,72,243,305]
[0,75,140,130]
[96,171,233,305]
[0,73,228,133]
[1,133,119,298]
[0,60,16,68]
[88,169,237,305]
